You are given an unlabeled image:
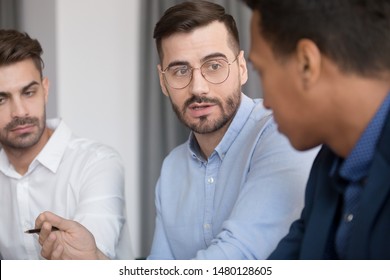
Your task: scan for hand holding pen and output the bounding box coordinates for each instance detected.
[25,226,60,234]
[33,211,108,260]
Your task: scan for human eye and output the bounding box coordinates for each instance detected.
[23,89,36,97]
[170,65,191,77]
[0,95,7,105]
[203,60,225,72]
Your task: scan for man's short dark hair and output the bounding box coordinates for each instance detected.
[154,0,240,63]
[0,29,44,78]
[242,0,390,78]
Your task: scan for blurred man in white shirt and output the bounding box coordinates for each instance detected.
[0,29,132,260]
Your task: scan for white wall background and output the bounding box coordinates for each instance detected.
[18,0,142,258]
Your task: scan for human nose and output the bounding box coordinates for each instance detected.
[11,97,28,118]
[188,68,209,96]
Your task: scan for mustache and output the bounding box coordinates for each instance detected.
[5,117,39,131]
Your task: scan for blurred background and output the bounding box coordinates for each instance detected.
[0,0,262,259]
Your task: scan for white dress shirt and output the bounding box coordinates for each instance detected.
[0,119,128,259]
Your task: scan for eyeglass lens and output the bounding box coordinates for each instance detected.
[163,58,234,89]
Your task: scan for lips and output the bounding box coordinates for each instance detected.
[187,102,217,118]
[10,124,35,134]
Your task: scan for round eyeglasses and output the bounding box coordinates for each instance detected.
[161,54,239,89]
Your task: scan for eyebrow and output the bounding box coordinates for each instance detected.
[22,81,40,92]
[0,92,9,98]
[165,60,190,70]
[0,81,40,97]
[165,52,229,70]
[201,52,228,62]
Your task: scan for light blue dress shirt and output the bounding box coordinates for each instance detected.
[148,94,319,259]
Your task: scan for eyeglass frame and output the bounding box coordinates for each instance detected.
[160,53,240,90]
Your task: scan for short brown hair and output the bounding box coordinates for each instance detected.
[153,0,240,62]
[0,29,44,78]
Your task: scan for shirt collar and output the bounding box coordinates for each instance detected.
[34,118,72,173]
[339,93,390,182]
[0,118,72,177]
[0,148,13,177]
[188,93,256,161]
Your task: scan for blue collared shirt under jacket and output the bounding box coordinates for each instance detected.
[333,93,390,259]
[148,94,319,260]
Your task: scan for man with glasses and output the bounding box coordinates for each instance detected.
[35,1,318,260]
[146,0,318,259]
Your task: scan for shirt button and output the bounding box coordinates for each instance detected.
[207,177,214,184]
[345,213,354,222]
[203,224,211,230]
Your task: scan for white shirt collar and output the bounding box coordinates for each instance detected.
[0,118,72,177]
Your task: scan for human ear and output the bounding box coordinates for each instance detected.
[42,77,50,104]
[157,64,169,97]
[238,50,248,86]
[296,39,321,89]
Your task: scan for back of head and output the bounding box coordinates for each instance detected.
[242,0,390,78]
[0,29,44,77]
[154,0,240,61]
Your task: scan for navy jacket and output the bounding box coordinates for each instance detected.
[269,112,390,259]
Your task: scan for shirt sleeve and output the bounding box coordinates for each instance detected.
[268,146,324,259]
[71,146,126,259]
[193,121,319,259]
[147,177,176,260]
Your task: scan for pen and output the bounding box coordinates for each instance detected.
[24,226,60,234]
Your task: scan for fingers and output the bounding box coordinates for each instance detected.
[35,211,63,230]
[40,232,57,259]
[36,212,68,260]
[34,211,100,260]
[51,243,64,260]
[41,233,65,260]
[38,221,55,246]
[35,211,83,234]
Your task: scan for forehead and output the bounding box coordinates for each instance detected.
[160,21,235,65]
[0,59,41,92]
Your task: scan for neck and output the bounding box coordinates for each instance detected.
[4,127,53,175]
[325,77,390,158]
[194,120,232,160]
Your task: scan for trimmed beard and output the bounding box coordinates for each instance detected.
[170,87,241,134]
[0,110,46,150]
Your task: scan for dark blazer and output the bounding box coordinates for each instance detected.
[269,112,390,260]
